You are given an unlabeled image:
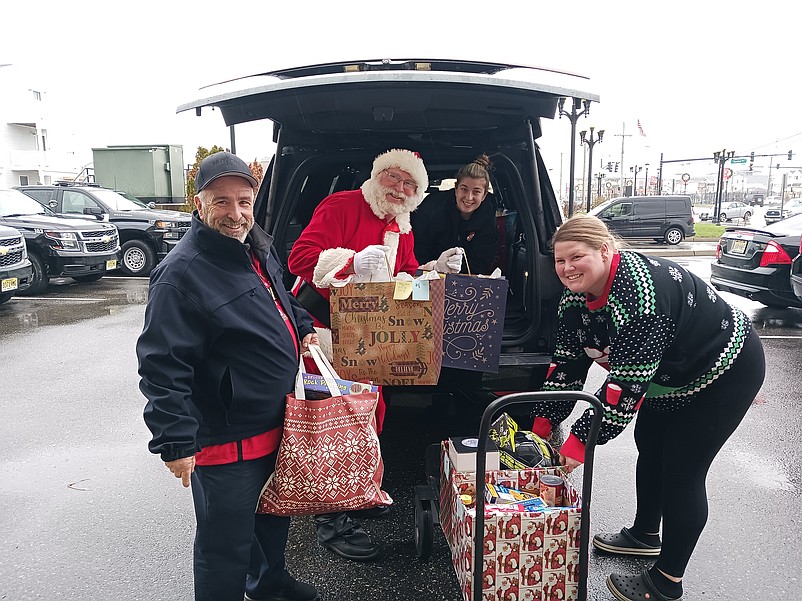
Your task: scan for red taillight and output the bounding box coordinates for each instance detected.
[716,241,722,259]
[759,240,792,267]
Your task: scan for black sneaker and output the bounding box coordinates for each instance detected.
[315,512,379,561]
[319,526,379,561]
[244,574,319,601]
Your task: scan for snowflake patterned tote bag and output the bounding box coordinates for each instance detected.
[257,344,393,516]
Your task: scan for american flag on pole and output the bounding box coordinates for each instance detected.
[637,119,646,137]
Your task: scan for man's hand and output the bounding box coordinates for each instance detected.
[559,454,582,474]
[353,245,391,276]
[165,456,196,488]
[435,247,464,274]
[301,332,319,357]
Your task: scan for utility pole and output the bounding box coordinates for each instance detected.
[644,164,650,195]
[713,149,735,224]
[559,152,564,207]
[614,123,632,196]
[766,161,774,198]
[658,152,664,196]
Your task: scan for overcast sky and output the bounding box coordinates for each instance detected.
[3,0,801,184]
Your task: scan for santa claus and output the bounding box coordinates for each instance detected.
[287,148,463,563]
[289,148,463,390]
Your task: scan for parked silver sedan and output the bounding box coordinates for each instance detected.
[718,201,752,222]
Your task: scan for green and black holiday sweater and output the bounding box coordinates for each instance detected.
[536,250,752,462]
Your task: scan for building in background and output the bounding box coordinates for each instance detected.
[0,65,83,188]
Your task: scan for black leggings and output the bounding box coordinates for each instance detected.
[632,328,765,578]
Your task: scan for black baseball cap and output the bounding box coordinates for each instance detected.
[195,151,258,192]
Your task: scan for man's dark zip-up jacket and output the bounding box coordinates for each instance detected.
[137,214,315,462]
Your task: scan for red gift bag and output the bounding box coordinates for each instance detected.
[257,345,393,516]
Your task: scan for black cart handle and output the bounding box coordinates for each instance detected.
[472,391,603,601]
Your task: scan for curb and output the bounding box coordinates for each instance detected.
[638,249,717,258]
[629,245,717,258]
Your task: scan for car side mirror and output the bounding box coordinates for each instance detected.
[48,200,58,209]
[83,206,104,220]
[147,202,156,209]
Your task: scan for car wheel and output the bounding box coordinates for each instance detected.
[0,291,13,305]
[744,211,752,221]
[19,252,49,295]
[72,274,104,283]
[664,227,684,245]
[121,240,157,276]
[719,213,728,222]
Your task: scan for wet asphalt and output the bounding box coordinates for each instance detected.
[0,249,800,601]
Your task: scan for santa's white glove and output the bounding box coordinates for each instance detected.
[353,245,391,276]
[435,247,464,274]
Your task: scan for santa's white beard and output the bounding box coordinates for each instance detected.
[362,178,420,218]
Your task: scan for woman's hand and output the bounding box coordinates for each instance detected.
[559,454,582,474]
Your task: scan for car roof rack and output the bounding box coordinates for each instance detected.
[54,181,102,188]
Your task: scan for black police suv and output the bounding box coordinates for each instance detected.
[17,183,190,276]
[0,188,120,295]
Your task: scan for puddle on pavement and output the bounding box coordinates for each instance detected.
[0,279,149,336]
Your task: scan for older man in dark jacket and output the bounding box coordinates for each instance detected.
[137,152,319,601]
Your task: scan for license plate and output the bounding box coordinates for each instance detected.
[730,239,748,254]
[1,277,18,292]
[106,259,117,270]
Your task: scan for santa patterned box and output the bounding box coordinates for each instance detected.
[439,442,582,601]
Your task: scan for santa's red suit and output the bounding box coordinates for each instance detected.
[288,149,428,433]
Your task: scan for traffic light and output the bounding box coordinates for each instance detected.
[789,150,794,160]
[750,151,755,162]
[606,162,613,172]
[615,162,619,172]
[749,163,753,171]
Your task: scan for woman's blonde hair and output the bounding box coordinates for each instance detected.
[551,214,623,251]
[456,154,492,191]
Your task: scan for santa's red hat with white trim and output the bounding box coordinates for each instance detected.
[370,148,428,202]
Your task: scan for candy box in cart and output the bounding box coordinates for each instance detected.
[439,441,582,601]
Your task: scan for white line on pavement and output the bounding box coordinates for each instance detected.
[11,297,106,302]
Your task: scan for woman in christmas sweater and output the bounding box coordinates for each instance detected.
[533,215,764,601]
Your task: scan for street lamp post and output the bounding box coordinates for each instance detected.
[580,127,604,213]
[596,172,606,198]
[713,149,735,224]
[558,97,591,217]
[630,165,643,196]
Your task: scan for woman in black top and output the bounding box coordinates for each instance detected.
[412,155,499,275]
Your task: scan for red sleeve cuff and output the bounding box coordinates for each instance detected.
[559,433,586,464]
[531,416,552,438]
[335,256,355,279]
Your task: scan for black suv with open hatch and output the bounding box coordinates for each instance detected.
[178,58,599,401]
